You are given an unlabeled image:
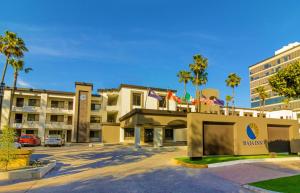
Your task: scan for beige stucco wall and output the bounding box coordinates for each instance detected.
[188,113,300,158]
[102,124,120,144]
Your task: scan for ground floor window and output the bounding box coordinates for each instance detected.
[90,130,100,138]
[49,130,62,135]
[164,129,173,140]
[124,128,134,139]
[26,130,34,134]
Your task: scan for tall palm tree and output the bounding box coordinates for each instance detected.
[7,58,32,124]
[0,31,28,125]
[225,95,233,116]
[255,86,268,116]
[189,54,208,112]
[225,73,241,115]
[177,70,191,112]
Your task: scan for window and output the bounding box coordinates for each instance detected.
[50,115,64,122]
[284,55,290,62]
[91,103,101,111]
[28,99,40,107]
[124,128,134,138]
[27,114,39,121]
[51,101,64,108]
[67,116,72,125]
[68,101,73,110]
[90,116,101,123]
[158,96,166,108]
[277,59,281,64]
[16,98,24,107]
[90,131,100,138]
[15,114,23,123]
[132,93,141,106]
[165,129,174,140]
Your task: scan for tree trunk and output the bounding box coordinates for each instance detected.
[226,102,229,116]
[262,99,265,116]
[232,88,235,116]
[184,82,189,112]
[1,57,10,83]
[8,72,18,125]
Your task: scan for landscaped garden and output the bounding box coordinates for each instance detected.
[250,174,300,193]
[175,154,299,165]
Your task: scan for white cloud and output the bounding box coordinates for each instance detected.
[17,79,33,88]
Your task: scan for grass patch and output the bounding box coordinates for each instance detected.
[250,174,300,193]
[175,154,298,165]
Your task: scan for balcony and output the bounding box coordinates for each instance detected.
[106,105,118,112]
[46,108,73,114]
[12,106,41,113]
[45,122,73,130]
[11,121,40,129]
[90,123,101,129]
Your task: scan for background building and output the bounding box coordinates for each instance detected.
[249,42,300,111]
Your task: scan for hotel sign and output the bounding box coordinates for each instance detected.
[243,123,266,146]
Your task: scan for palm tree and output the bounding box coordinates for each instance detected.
[255,86,268,116]
[0,31,28,125]
[189,54,208,112]
[225,73,241,115]
[177,70,192,112]
[7,58,32,124]
[225,95,233,115]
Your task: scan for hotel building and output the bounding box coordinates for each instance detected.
[249,42,300,111]
[1,82,298,148]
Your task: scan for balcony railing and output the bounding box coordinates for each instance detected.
[45,122,73,129]
[90,123,101,129]
[11,121,40,129]
[12,106,41,113]
[46,108,73,114]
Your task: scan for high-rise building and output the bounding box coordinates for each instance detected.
[249,42,300,110]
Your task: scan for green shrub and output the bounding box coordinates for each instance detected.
[0,125,17,171]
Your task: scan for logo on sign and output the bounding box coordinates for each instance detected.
[243,123,265,146]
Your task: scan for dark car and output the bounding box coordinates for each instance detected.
[18,134,41,146]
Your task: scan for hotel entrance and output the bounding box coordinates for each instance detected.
[144,129,153,143]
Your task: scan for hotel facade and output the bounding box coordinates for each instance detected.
[249,42,300,111]
[1,82,299,153]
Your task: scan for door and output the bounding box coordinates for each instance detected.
[144,129,153,143]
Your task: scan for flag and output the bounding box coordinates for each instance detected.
[166,91,174,100]
[148,89,162,101]
[213,98,225,106]
[184,92,191,101]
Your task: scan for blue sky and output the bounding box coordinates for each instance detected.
[0,0,300,107]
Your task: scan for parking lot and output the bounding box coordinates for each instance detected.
[1,144,300,193]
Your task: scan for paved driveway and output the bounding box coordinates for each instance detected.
[1,145,300,193]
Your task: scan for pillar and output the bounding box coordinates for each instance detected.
[154,128,163,147]
[39,93,48,143]
[134,126,141,148]
[120,127,124,143]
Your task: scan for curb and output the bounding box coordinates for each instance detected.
[208,157,300,168]
[242,185,280,193]
[172,159,208,169]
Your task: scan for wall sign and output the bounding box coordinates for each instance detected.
[243,123,266,146]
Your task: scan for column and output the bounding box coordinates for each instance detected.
[39,93,48,143]
[134,126,141,148]
[154,127,163,148]
[120,127,124,143]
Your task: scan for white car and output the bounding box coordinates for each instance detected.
[14,142,22,149]
[44,135,65,147]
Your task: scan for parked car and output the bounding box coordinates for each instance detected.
[14,142,22,149]
[44,135,65,147]
[18,134,41,146]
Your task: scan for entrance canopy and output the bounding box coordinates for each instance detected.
[119,109,187,128]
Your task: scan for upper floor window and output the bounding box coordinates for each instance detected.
[158,96,166,108]
[67,116,73,125]
[277,59,281,64]
[283,55,290,62]
[27,114,39,121]
[28,99,40,107]
[50,115,64,122]
[16,98,24,107]
[51,101,64,108]
[90,116,101,123]
[68,101,73,110]
[14,113,23,123]
[132,93,141,106]
[91,103,101,111]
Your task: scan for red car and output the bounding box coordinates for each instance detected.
[18,134,41,146]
